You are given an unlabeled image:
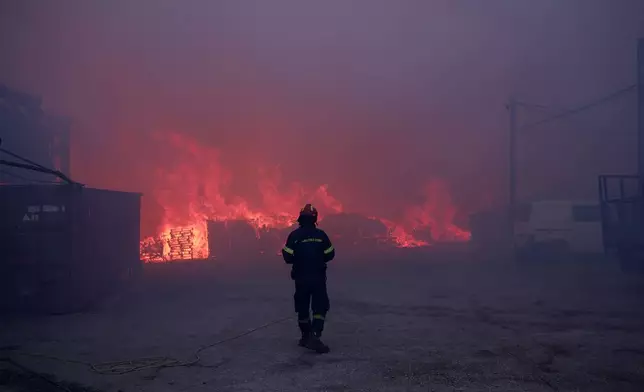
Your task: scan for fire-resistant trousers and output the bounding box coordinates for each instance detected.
[294,277,329,337]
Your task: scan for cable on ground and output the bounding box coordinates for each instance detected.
[5,315,293,376]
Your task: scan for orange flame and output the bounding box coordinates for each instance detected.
[379,180,471,247]
[140,133,469,261]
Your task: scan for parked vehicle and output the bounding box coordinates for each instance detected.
[514,200,603,261]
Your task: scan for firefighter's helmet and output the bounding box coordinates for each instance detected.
[298,204,318,225]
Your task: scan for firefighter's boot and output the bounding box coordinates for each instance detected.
[305,334,330,354]
[298,318,311,347]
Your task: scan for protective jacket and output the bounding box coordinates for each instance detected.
[282,225,335,280]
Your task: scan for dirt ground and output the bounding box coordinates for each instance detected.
[2,253,644,392]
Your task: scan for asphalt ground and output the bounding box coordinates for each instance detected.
[2,253,644,392]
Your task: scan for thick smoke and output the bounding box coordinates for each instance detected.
[0,0,642,243]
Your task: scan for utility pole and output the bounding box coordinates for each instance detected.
[507,97,518,255]
[638,38,644,184]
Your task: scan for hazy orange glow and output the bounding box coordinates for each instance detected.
[140,133,470,262]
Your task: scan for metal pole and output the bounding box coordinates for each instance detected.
[638,39,644,189]
[508,97,517,256]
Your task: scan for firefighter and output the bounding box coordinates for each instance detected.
[282,204,335,354]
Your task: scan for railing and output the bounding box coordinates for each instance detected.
[598,175,644,251]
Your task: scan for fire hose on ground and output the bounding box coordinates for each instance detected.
[1,315,293,382]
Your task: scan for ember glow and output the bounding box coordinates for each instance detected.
[140,133,470,262]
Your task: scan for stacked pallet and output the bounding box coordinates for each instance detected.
[167,228,194,260]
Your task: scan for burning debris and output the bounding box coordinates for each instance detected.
[140,236,165,262]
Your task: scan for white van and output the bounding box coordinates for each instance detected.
[514,200,603,254]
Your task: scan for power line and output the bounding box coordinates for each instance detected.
[0,169,58,184]
[515,101,553,111]
[521,84,637,130]
[0,146,78,185]
[0,147,50,172]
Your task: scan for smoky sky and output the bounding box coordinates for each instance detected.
[1,0,643,233]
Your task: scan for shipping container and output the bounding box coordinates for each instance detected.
[0,184,141,313]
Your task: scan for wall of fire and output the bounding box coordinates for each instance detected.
[140,214,404,262]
